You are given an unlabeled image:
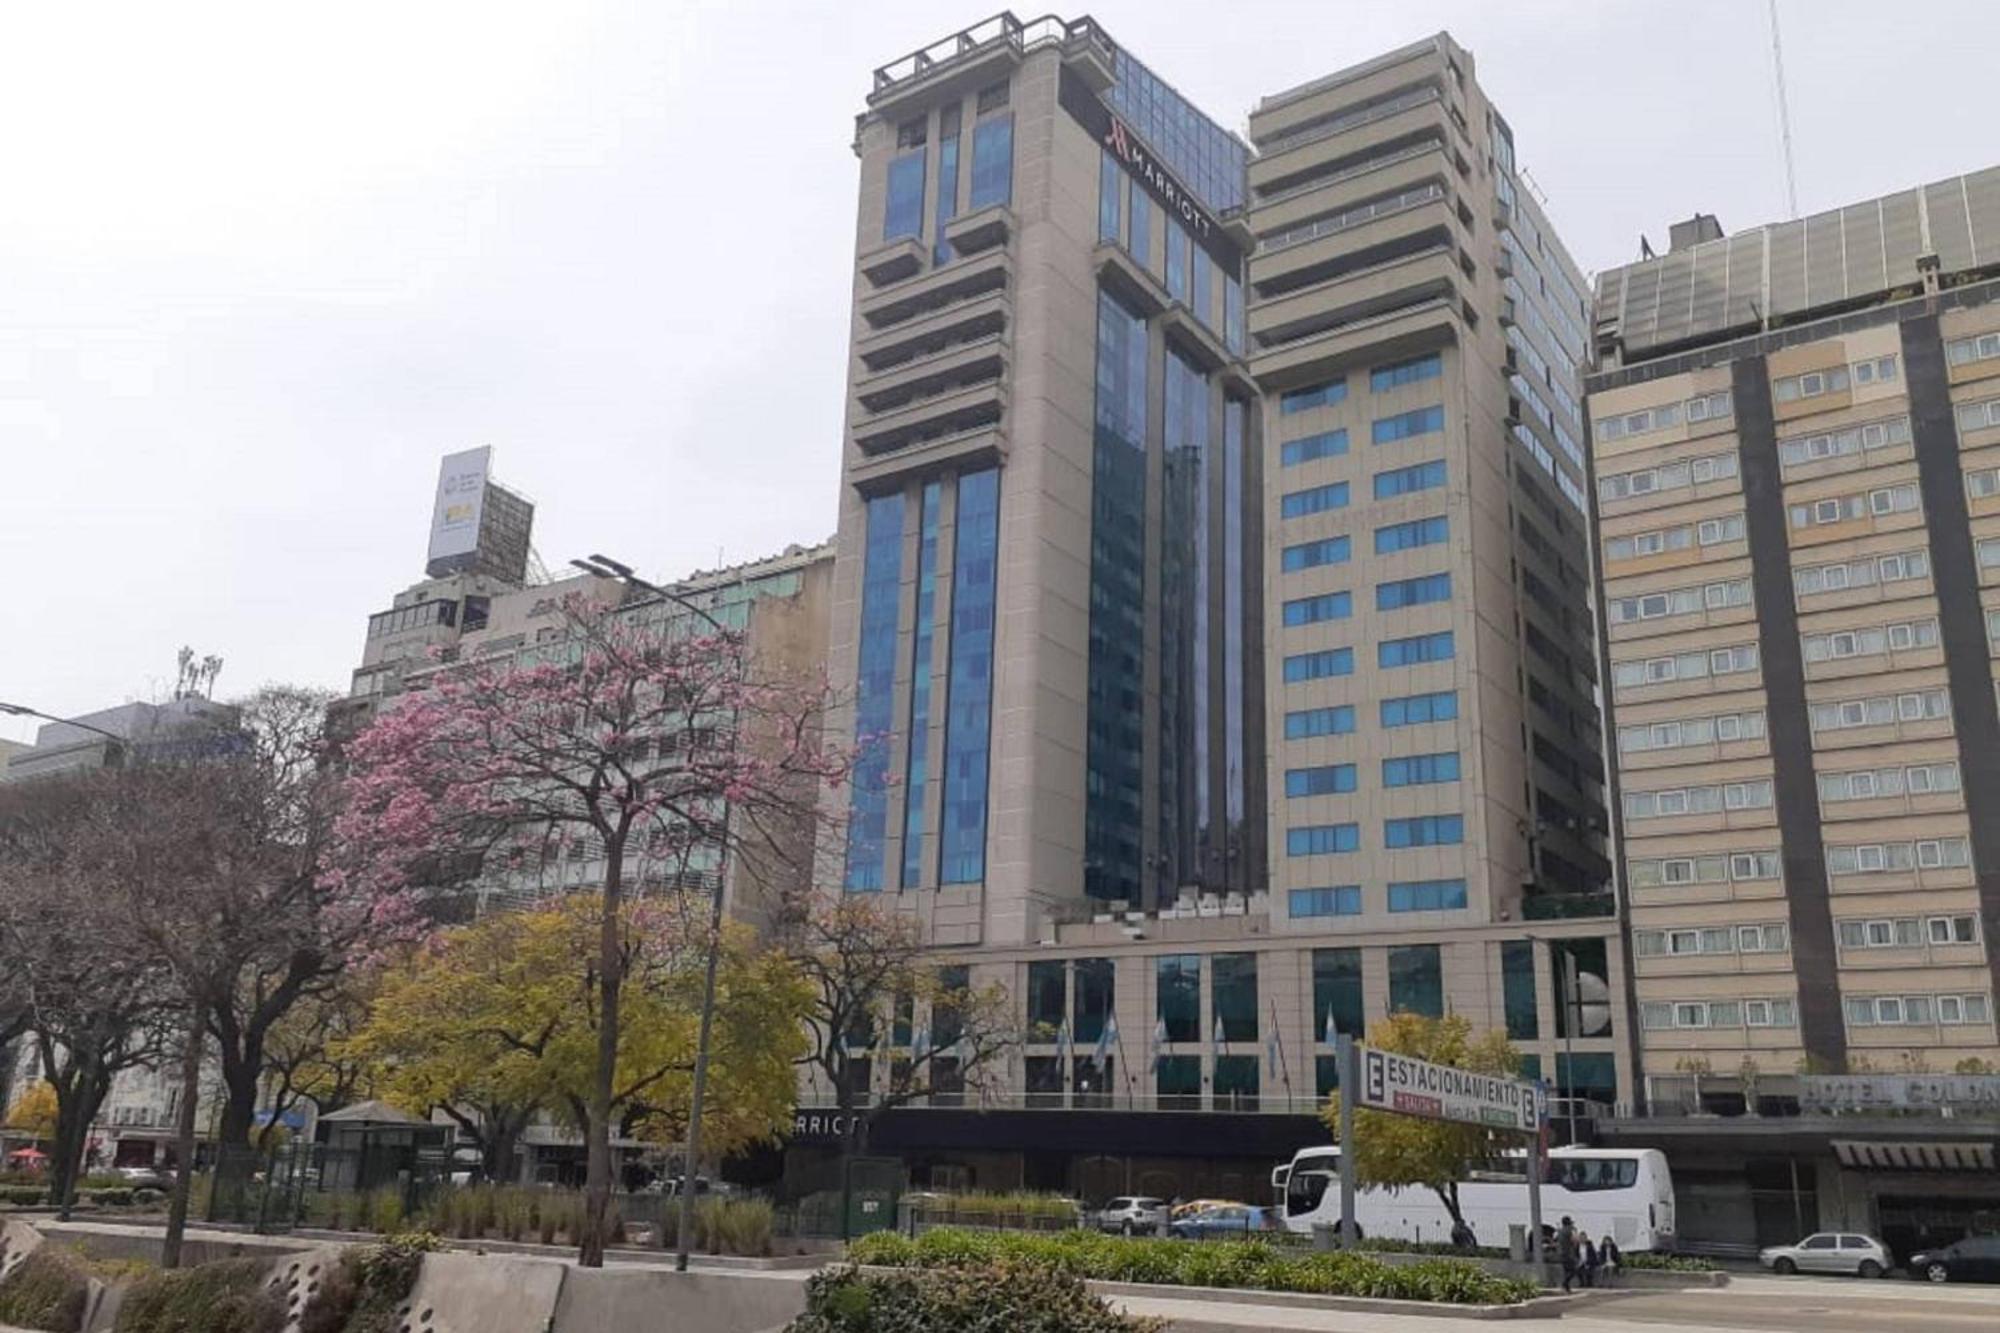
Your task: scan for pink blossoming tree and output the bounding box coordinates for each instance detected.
[336,594,845,1266]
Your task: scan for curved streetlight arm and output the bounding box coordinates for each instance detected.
[0,702,125,744]
[569,556,728,634]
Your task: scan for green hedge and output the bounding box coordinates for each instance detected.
[114,1257,286,1333]
[788,1263,1156,1333]
[0,1187,137,1208]
[1621,1252,1719,1273]
[0,1248,92,1333]
[847,1228,1538,1306]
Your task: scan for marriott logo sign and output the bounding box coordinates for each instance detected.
[1104,116,1215,242]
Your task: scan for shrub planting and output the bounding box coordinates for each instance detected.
[298,1234,441,1333]
[115,1257,287,1333]
[847,1227,1539,1306]
[788,1263,1161,1333]
[1621,1252,1719,1273]
[0,1247,93,1332]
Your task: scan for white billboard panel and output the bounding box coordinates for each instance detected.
[427,447,491,567]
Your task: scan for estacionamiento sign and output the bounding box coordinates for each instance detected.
[1358,1045,1545,1132]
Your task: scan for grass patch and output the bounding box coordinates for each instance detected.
[847,1227,1538,1305]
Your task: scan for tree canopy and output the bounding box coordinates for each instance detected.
[350,895,811,1180]
[1318,1012,1525,1228]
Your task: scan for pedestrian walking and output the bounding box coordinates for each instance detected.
[1558,1216,1580,1293]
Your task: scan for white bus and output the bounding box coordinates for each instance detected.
[1273,1145,1676,1253]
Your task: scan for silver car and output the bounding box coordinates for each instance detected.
[1096,1196,1169,1236]
[1759,1232,1893,1278]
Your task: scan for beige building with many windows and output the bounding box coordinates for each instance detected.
[806,16,1621,1204]
[1588,170,2000,1252]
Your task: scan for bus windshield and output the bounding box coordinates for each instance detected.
[1286,1166,1334,1217]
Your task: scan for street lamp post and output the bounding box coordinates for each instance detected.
[571,555,734,1274]
[0,702,126,765]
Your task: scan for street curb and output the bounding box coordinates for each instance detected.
[1084,1277,1570,1320]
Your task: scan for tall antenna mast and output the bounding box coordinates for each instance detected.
[1767,0,1800,219]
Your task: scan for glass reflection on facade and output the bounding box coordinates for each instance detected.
[844,492,904,890]
[1211,952,1258,1042]
[1502,940,1539,1040]
[940,470,999,884]
[969,115,1013,209]
[1156,954,1200,1043]
[1312,948,1364,1040]
[1223,399,1247,854]
[1388,945,1444,1017]
[933,104,960,265]
[899,482,942,888]
[1106,48,1247,212]
[1160,348,1209,889]
[1073,958,1114,1045]
[884,151,925,242]
[1086,289,1149,901]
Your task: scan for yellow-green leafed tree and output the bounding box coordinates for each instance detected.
[351,896,810,1181]
[4,1080,58,1141]
[1318,1012,1523,1231]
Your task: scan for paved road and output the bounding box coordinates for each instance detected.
[1109,1273,2000,1332]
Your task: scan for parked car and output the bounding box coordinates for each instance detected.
[1909,1234,2000,1283]
[1759,1232,1893,1278]
[1095,1197,1169,1236]
[1168,1204,1265,1241]
[1169,1197,1238,1222]
[117,1167,173,1189]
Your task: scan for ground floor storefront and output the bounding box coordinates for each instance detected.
[777,1106,1329,1211]
[1599,1114,2000,1261]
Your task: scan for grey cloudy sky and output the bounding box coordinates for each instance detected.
[2,0,1991,739]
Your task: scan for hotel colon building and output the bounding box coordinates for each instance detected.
[1588,170,2000,1251]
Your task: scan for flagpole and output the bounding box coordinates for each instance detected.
[1111,1016,1139,1109]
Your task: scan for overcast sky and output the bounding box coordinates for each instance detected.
[3,0,1992,739]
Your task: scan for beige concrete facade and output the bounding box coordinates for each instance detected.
[1242,34,1622,1101]
[815,20,1629,1134]
[1591,178,2000,1105]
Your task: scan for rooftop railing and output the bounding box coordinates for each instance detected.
[870,11,1113,101]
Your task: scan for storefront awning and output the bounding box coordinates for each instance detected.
[1832,1140,1997,1171]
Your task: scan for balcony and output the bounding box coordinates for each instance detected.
[1251,135,1450,234]
[855,336,1009,414]
[858,235,926,289]
[944,202,1013,256]
[858,288,1010,371]
[849,421,1006,495]
[1247,246,1461,345]
[1251,186,1460,297]
[859,249,1010,331]
[1251,81,1442,171]
[853,377,1005,459]
[1249,293,1460,386]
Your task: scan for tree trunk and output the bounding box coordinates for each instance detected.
[214,1044,262,1149]
[50,1056,110,1223]
[163,1003,207,1269]
[580,834,627,1269]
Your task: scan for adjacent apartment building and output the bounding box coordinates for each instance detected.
[1588,168,2000,1252]
[341,450,835,930]
[813,13,1617,1202]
